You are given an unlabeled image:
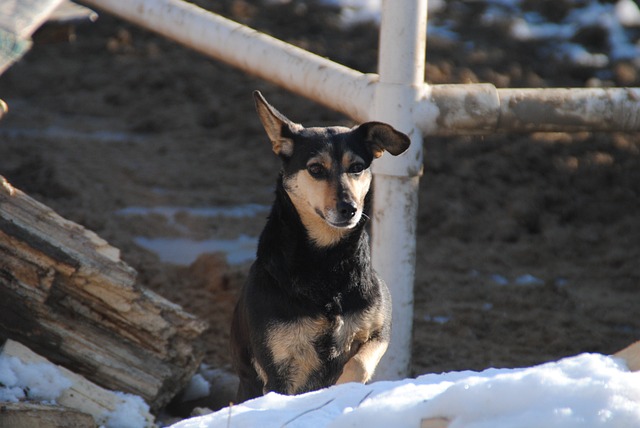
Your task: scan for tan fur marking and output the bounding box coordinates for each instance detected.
[284,170,350,248]
[341,152,372,217]
[254,91,301,157]
[334,308,387,385]
[252,358,269,388]
[311,152,333,171]
[335,340,389,385]
[331,308,380,354]
[341,152,365,170]
[272,137,295,157]
[371,147,385,158]
[266,309,387,393]
[267,317,328,394]
[283,152,373,248]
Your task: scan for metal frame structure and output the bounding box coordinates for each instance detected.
[81,0,640,380]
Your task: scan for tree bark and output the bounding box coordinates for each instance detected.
[0,176,209,411]
[0,402,97,428]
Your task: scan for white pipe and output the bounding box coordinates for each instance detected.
[80,0,375,122]
[416,83,500,135]
[415,85,640,135]
[371,0,427,381]
[82,0,640,136]
[497,87,640,132]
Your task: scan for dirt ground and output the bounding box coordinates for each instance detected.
[0,0,638,409]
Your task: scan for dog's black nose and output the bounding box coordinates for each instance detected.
[337,200,357,219]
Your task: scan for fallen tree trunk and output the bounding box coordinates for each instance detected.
[0,402,96,428]
[0,176,209,411]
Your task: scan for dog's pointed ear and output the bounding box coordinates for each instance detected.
[357,122,411,159]
[254,91,299,157]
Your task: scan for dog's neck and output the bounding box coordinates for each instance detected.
[256,176,373,300]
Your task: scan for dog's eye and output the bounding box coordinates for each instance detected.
[307,163,326,177]
[349,163,365,174]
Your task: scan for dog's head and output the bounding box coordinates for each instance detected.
[254,91,410,247]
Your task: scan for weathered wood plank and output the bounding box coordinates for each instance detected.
[0,402,96,428]
[0,176,209,410]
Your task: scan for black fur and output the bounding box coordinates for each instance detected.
[229,91,409,402]
[230,177,390,401]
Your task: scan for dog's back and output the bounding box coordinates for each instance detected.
[230,92,409,402]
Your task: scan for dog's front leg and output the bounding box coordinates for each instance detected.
[336,339,389,384]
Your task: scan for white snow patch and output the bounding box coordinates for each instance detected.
[134,235,257,265]
[101,391,151,428]
[319,0,444,26]
[0,354,72,403]
[514,274,544,286]
[182,373,211,402]
[116,204,269,219]
[118,204,265,265]
[169,353,640,428]
[616,0,640,27]
[269,0,640,66]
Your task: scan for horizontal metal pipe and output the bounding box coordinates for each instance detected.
[81,0,375,122]
[416,84,500,135]
[417,85,640,135]
[497,87,640,133]
[83,0,640,136]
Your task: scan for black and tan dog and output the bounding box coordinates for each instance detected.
[230,91,410,402]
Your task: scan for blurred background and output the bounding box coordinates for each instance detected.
[0,0,638,380]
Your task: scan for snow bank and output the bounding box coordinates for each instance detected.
[0,354,71,403]
[102,392,152,428]
[170,353,640,428]
[0,352,152,428]
[133,235,257,265]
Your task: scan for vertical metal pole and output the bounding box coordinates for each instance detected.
[371,0,427,380]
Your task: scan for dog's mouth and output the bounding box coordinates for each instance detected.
[315,208,361,229]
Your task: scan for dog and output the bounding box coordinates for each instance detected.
[230,91,410,402]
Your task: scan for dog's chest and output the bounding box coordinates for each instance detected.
[328,312,372,357]
[267,309,383,364]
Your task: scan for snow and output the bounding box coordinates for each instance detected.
[0,353,151,428]
[0,354,72,403]
[133,235,257,265]
[487,0,640,64]
[321,0,640,67]
[182,373,211,402]
[102,392,151,428]
[616,0,640,27]
[170,353,640,428]
[116,204,270,219]
[514,274,544,286]
[116,204,267,265]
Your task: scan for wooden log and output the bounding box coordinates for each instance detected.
[0,176,208,410]
[0,339,154,427]
[0,402,96,428]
